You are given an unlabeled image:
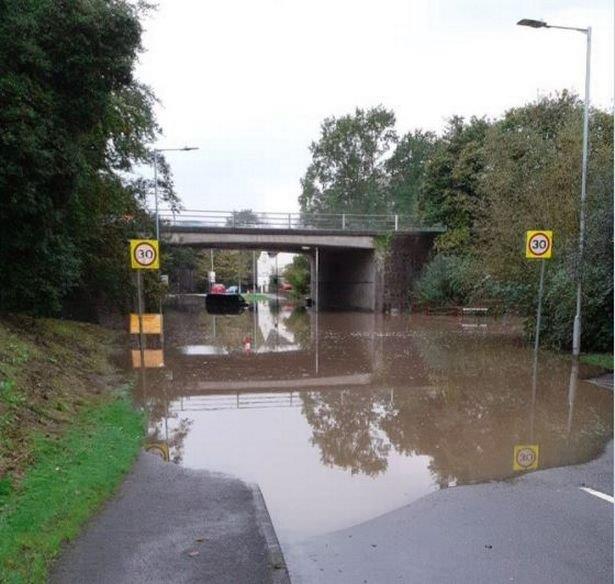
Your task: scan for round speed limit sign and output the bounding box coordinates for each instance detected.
[130,239,160,270]
[526,230,553,259]
[513,444,539,471]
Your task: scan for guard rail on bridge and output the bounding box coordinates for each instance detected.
[159,210,441,233]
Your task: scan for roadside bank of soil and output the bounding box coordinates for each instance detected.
[0,315,144,583]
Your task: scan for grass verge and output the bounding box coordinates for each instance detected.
[580,353,614,370]
[0,389,144,583]
[0,315,144,583]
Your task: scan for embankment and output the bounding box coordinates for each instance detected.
[0,316,143,583]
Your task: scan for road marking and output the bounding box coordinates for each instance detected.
[579,487,614,504]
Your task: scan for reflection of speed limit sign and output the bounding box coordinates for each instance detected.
[130,239,160,269]
[513,444,539,471]
[526,230,553,259]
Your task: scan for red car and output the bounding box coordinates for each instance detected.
[210,283,226,294]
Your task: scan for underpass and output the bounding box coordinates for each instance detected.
[159,210,443,311]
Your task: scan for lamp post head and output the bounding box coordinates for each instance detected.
[181,147,199,151]
[517,18,548,28]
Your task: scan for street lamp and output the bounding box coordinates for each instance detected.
[517,18,591,357]
[152,146,199,240]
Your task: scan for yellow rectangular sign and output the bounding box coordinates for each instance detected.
[131,349,164,368]
[130,239,160,270]
[513,444,539,471]
[526,231,553,259]
[129,314,162,334]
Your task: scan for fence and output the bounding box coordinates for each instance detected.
[158,209,438,233]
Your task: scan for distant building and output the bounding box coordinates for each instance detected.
[256,252,295,292]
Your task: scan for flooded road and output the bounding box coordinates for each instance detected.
[134,297,612,546]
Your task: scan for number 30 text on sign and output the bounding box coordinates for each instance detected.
[526,230,553,260]
[130,239,160,270]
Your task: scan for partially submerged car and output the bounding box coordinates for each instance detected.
[206,292,248,314]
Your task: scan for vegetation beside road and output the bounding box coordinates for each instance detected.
[579,354,614,371]
[0,317,144,583]
[299,94,613,352]
[0,0,173,319]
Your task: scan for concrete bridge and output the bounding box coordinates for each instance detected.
[160,210,443,312]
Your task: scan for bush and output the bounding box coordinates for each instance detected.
[414,255,474,307]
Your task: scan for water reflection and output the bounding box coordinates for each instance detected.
[133,298,612,539]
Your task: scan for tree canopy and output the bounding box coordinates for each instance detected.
[299,93,613,350]
[299,106,397,215]
[0,0,175,316]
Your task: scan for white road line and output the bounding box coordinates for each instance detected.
[579,487,615,504]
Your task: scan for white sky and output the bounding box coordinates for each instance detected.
[136,0,614,214]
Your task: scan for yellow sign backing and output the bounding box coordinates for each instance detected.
[131,349,164,368]
[130,239,160,270]
[129,314,162,334]
[526,231,553,259]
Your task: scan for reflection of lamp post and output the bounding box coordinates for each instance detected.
[516,19,591,357]
[567,358,579,436]
[152,146,199,240]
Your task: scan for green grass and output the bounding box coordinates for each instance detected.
[243,292,269,302]
[580,353,614,370]
[0,390,144,584]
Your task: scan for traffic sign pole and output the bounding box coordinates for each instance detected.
[534,260,546,354]
[136,270,145,368]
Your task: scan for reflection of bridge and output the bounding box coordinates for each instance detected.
[160,210,443,312]
[171,392,302,412]
[167,373,373,396]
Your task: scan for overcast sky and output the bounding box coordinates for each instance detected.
[136,0,614,214]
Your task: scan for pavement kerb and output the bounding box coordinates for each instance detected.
[250,484,292,584]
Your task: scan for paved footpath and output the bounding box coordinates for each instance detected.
[286,441,614,584]
[49,453,290,584]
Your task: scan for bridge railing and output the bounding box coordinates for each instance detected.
[159,210,435,232]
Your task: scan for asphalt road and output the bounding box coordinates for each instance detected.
[49,452,290,584]
[286,441,614,584]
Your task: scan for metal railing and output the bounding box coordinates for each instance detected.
[170,392,302,412]
[159,209,441,233]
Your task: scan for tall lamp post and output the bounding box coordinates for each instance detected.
[153,146,199,240]
[517,18,591,357]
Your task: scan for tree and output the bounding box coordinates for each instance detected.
[225,209,260,228]
[198,250,254,289]
[385,130,437,217]
[282,255,310,298]
[418,116,490,252]
[0,0,176,316]
[475,92,613,349]
[299,106,397,215]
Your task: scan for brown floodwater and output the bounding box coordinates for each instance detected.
[133,296,613,544]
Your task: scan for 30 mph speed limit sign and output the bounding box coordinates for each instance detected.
[526,230,553,259]
[513,444,540,471]
[130,239,160,270]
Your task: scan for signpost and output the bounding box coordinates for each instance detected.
[517,230,552,474]
[525,230,553,353]
[130,239,161,368]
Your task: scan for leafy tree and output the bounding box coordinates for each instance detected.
[476,92,613,349]
[225,209,261,228]
[418,116,490,252]
[0,0,176,316]
[196,250,254,289]
[385,130,436,217]
[282,255,310,298]
[299,106,397,215]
